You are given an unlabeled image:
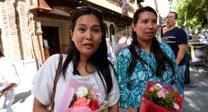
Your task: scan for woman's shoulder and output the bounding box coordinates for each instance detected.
[45,54,67,63]
[159,42,175,58]
[159,42,172,51]
[0,57,13,65]
[117,47,131,57]
[0,56,10,61]
[39,54,68,70]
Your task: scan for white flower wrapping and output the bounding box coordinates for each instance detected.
[75,86,89,97]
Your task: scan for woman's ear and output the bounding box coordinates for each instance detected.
[131,23,135,32]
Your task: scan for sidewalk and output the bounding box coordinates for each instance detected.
[12,72,33,112]
[11,59,36,112]
[183,66,208,112]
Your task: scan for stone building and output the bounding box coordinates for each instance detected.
[0,0,143,69]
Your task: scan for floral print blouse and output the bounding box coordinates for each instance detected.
[114,42,177,109]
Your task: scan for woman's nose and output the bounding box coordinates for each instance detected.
[149,21,157,28]
[148,23,154,29]
[85,30,92,40]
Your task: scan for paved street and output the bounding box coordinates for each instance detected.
[8,66,208,112]
[183,66,208,112]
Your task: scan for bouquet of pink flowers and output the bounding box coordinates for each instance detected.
[139,81,183,112]
[58,79,106,112]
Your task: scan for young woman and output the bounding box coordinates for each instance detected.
[114,6,177,112]
[32,6,119,112]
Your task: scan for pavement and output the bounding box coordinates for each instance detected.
[183,66,208,112]
[6,65,208,112]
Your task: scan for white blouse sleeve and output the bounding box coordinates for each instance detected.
[31,54,60,105]
[106,65,120,107]
[0,57,19,88]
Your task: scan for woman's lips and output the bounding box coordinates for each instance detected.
[83,43,94,49]
[145,32,154,36]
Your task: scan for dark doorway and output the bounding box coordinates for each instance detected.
[42,26,60,59]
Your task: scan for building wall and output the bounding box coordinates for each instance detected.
[0,0,140,68]
[0,0,32,60]
[0,0,37,76]
[18,1,33,59]
[0,0,19,59]
[39,18,70,53]
[88,0,137,18]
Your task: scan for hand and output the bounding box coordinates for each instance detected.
[127,107,137,112]
[0,90,4,98]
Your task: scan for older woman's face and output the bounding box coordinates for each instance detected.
[132,11,157,41]
[72,14,102,57]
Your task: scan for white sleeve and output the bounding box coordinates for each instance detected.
[31,54,60,105]
[1,57,19,84]
[5,59,19,84]
[106,65,120,107]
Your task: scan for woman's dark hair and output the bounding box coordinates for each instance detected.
[128,6,175,78]
[0,43,4,58]
[62,6,113,94]
[0,48,3,57]
[161,25,166,37]
[0,30,4,57]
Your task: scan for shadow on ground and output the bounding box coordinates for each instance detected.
[183,66,208,112]
[13,90,31,104]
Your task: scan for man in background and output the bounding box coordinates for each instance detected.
[163,12,188,96]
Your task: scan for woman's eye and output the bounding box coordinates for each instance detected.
[152,20,157,24]
[92,28,101,33]
[79,28,86,32]
[142,20,148,24]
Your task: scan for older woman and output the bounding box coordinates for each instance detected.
[115,6,177,112]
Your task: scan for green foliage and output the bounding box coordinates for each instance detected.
[175,0,208,28]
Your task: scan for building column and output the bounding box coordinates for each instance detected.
[28,12,45,68]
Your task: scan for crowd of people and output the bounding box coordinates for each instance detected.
[1,5,189,112]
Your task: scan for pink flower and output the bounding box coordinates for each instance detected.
[92,90,103,105]
[72,97,91,107]
[149,83,163,92]
[143,81,183,111]
[157,89,166,98]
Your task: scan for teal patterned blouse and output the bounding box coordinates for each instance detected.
[114,42,177,109]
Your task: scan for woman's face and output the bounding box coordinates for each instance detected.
[132,11,157,42]
[162,26,168,34]
[72,14,102,57]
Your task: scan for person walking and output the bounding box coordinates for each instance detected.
[106,37,115,62]
[0,44,19,112]
[163,12,188,96]
[32,6,119,112]
[114,6,177,112]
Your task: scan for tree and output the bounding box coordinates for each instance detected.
[175,0,208,29]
